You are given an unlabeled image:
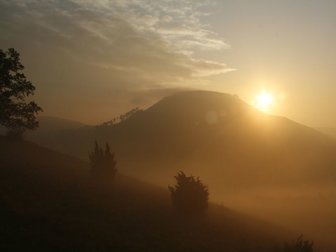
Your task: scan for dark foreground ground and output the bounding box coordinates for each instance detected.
[0,137,303,251]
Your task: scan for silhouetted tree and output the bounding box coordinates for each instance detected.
[169,171,209,217]
[89,141,117,181]
[283,235,314,252]
[0,48,42,138]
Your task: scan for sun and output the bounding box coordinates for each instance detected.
[254,91,274,112]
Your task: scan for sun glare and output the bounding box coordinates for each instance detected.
[254,91,274,112]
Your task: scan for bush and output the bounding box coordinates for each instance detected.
[168,171,209,217]
[283,235,314,252]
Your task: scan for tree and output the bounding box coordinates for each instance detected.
[168,171,209,217]
[89,141,117,181]
[0,48,42,137]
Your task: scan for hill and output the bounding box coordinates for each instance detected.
[36,116,86,131]
[0,137,295,251]
[316,127,336,139]
[26,90,336,248]
[27,91,336,189]
[23,116,87,150]
[0,116,86,136]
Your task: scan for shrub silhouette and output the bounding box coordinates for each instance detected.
[89,141,117,181]
[0,48,42,138]
[283,235,314,252]
[168,171,209,217]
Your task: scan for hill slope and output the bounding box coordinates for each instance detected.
[0,116,86,136]
[27,90,336,248]
[29,91,336,187]
[0,137,294,251]
[317,127,336,139]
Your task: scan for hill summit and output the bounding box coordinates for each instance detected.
[27,90,336,188]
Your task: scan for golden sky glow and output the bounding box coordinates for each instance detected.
[0,0,335,127]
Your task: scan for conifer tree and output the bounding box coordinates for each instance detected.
[89,141,117,181]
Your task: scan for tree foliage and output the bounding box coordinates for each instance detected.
[89,141,117,181]
[169,171,209,217]
[283,235,314,252]
[0,48,42,136]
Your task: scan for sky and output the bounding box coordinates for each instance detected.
[1,0,335,127]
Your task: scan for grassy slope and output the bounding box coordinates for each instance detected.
[23,91,336,250]
[0,137,291,252]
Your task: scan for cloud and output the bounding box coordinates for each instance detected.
[0,0,232,79]
[0,0,234,123]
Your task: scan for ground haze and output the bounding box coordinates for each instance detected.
[26,90,336,250]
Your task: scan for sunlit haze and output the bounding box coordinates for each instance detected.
[0,0,335,127]
[253,91,274,113]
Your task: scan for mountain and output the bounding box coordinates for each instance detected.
[27,90,336,248]
[316,127,336,139]
[23,116,88,153]
[0,116,86,135]
[0,137,295,251]
[29,91,336,186]
[36,116,87,130]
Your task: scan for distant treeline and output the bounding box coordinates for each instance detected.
[98,107,143,127]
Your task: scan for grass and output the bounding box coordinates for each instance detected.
[0,136,294,251]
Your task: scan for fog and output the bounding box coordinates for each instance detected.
[2,0,336,251]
